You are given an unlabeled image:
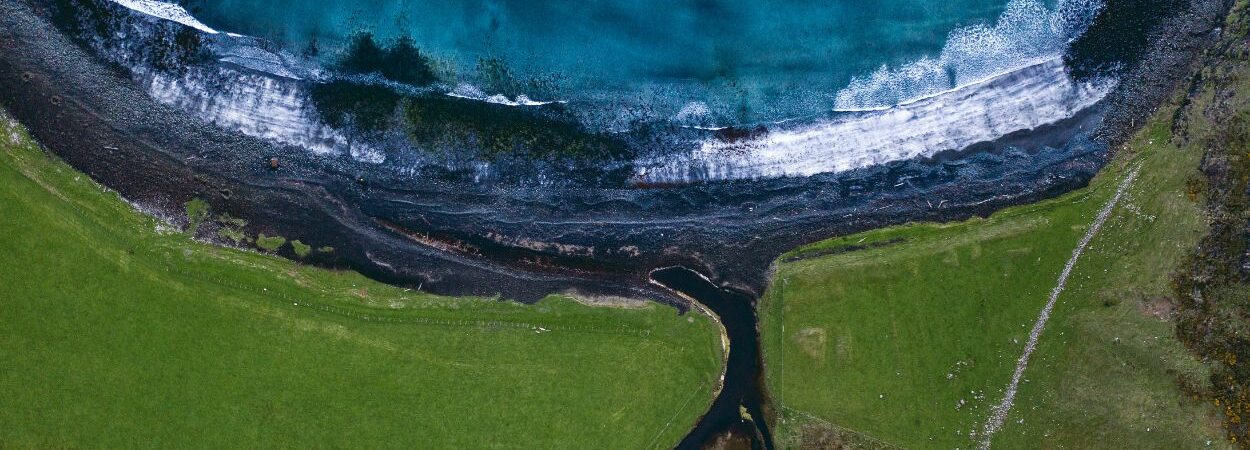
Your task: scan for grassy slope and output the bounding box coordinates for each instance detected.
[0,111,722,449]
[761,96,1230,447]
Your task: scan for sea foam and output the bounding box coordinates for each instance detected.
[141,67,383,163]
[108,0,219,34]
[835,0,1103,111]
[630,0,1110,183]
[445,84,563,107]
[634,59,1115,183]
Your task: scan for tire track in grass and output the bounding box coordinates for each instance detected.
[979,165,1141,449]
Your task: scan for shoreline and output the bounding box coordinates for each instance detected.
[0,0,1099,307]
[0,0,1222,306]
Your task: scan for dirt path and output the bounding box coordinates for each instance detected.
[978,166,1141,449]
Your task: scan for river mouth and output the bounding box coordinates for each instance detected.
[651,266,773,450]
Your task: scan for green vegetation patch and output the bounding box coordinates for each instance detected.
[183,197,208,235]
[761,96,1230,448]
[290,239,312,258]
[217,226,247,245]
[213,213,249,245]
[0,111,722,449]
[255,232,286,253]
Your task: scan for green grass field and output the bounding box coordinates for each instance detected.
[761,97,1232,447]
[0,110,723,449]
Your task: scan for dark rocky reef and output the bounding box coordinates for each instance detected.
[336,33,438,87]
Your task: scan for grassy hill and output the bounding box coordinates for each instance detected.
[0,110,722,449]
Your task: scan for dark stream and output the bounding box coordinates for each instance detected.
[651,267,773,450]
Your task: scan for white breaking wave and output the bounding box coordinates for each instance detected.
[634,58,1115,183]
[105,0,1112,182]
[445,83,563,107]
[216,45,305,80]
[634,0,1110,183]
[835,0,1103,111]
[108,0,219,34]
[142,68,385,163]
[672,102,713,125]
[97,2,383,162]
[106,0,313,80]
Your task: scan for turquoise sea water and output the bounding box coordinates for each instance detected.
[185,0,1045,124]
